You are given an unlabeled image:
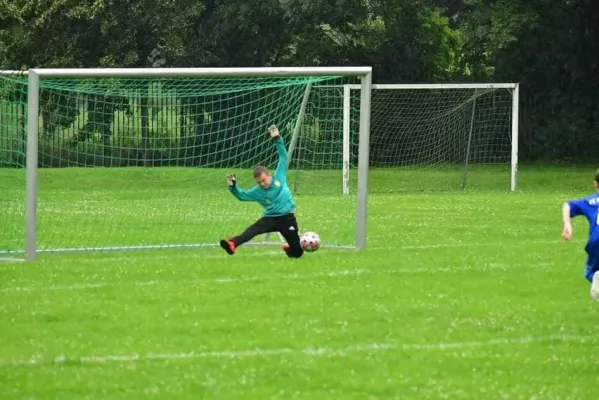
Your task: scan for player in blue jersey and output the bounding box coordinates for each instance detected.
[561,169,599,299]
[220,124,304,258]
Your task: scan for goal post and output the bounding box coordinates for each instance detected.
[0,67,372,261]
[342,82,519,195]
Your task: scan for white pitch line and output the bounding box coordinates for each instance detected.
[0,268,370,293]
[0,334,593,368]
[0,257,24,262]
[0,262,535,294]
[399,240,560,250]
[0,249,290,270]
[0,239,562,259]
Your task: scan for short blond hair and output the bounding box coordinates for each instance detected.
[253,166,270,178]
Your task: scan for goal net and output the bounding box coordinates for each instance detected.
[0,74,26,261]
[343,84,518,194]
[0,68,372,260]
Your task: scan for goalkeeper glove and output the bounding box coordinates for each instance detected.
[227,174,236,188]
[268,124,280,139]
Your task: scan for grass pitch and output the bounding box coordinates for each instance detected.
[1,165,599,399]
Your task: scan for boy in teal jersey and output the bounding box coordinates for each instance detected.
[220,124,304,258]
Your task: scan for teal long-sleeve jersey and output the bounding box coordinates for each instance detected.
[229,137,295,217]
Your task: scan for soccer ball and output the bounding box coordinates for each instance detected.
[300,231,321,252]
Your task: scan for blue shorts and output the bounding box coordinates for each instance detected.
[585,265,598,282]
[584,241,599,282]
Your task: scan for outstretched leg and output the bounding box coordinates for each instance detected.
[591,271,599,301]
[584,244,599,300]
[220,217,276,255]
[277,213,304,258]
[584,243,599,282]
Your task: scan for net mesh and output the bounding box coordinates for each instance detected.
[348,86,515,193]
[0,73,358,255]
[0,75,26,257]
[287,84,353,195]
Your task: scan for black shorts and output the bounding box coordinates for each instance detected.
[232,213,303,257]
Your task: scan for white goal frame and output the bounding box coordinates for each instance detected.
[341,83,519,195]
[1,67,372,261]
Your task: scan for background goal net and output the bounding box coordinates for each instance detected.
[342,83,518,194]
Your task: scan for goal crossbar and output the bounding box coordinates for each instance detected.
[26,67,372,78]
[344,83,518,90]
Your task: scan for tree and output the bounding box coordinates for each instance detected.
[458,0,599,160]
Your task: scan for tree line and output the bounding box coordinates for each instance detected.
[1,0,597,164]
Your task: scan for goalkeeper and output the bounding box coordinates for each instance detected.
[220,124,304,258]
[561,169,599,299]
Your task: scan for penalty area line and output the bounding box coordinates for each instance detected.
[0,268,371,293]
[1,334,593,368]
[0,249,284,268]
[399,239,559,250]
[0,262,549,294]
[0,257,24,263]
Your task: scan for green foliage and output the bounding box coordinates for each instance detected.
[418,9,464,80]
[458,0,599,161]
[0,0,202,69]
[457,0,537,79]
[0,0,596,161]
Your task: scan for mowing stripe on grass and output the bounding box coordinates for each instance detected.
[0,334,593,368]
[0,262,547,293]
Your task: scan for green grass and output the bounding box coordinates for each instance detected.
[1,165,514,252]
[1,165,599,399]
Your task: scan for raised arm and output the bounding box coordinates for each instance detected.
[274,137,288,175]
[268,124,288,178]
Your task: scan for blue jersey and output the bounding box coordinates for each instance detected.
[229,137,295,217]
[568,192,599,246]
